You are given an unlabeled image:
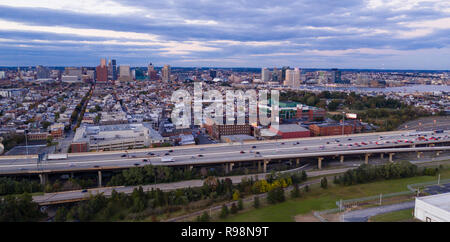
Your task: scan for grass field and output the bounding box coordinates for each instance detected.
[369,209,415,222]
[219,168,450,222]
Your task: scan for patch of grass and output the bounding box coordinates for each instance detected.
[219,168,450,222]
[370,209,414,222]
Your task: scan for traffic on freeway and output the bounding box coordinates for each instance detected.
[0,130,448,174]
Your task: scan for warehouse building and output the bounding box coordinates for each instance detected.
[269,124,310,139]
[71,123,164,152]
[414,192,450,222]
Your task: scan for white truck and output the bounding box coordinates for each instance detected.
[46,153,68,160]
[161,156,174,162]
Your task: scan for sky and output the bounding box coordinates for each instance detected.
[0,0,449,69]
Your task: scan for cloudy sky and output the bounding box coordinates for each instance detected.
[0,0,449,69]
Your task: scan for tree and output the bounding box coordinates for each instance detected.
[230,203,238,214]
[55,207,68,222]
[232,190,240,201]
[253,196,260,208]
[196,211,210,222]
[304,185,310,193]
[238,199,243,210]
[290,184,301,198]
[301,170,307,181]
[321,177,328,189]
[220,204,229,218]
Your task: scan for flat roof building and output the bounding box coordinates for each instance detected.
[415,192,450,222]
[71,123,164,152]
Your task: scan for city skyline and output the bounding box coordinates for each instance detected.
[0,0,449,69]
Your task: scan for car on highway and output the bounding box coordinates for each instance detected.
[147,152,155,156]
[169,150,174,152]
[296,142,300,144]
[348,138,352,141]
[335,139,340,142]
[319,146,325,149]
[131,155,136,158]
[252,146,256,149]
[94,165,99,168]
[256,152,260,155]
[69,163,76,167]
[240,151,245,154]
[361,142,367,145]
[142,159,148,162]
[82,189,88,193]
[198,154,204,157]
[164,153,170,156]
[281,142,285,145]
[304,147,308,150]
[134,163,140,166]
[326,142,330,144]
[121,154,127,157]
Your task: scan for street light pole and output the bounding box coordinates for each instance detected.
[25,129,29,156]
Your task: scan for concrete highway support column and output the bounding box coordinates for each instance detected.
[98,170,102,187]
[410,144,416,148]
[263,160,269,173]
[436,151,441,156]
[389,153,395,163]
[296,158,300,166]
[417,152,423,159]
[340,155,344,164]
[318,157,323,170]
[229,163,234,172]
[380,153,384,159]
[224,163,229,174]
[39,173,48,185]
[364,154,370,164]
[257,161,261,172]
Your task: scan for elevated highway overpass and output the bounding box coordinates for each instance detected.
[0,130,449,185]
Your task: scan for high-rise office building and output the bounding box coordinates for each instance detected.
[331,68,341,83]
[272,67,279,82]
[112,59,117,81]
[210,69,217,79]
[281,66,290,82]
[96,59,108,82]
[148,63,157,80]
[118,65,132,82]
[162,64,171,82]
[261,68,270,82]
[36,65,50,79]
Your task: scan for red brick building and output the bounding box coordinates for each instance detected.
[309,123,354,136]
[269,124,310,139]
[96,65,108,82]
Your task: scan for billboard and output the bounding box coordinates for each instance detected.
[346,113,357,119]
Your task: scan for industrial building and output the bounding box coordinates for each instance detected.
[71,123,164,152]
[269,124,310,139]
[414,192,450,222]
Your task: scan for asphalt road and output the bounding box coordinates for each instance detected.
[33,165,352,205]
[0,130,449,174]
[342,201,415,222]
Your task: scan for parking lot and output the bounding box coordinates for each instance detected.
[424,183,450,195]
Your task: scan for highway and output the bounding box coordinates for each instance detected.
[33,165,349,205]
[0,130,449,174]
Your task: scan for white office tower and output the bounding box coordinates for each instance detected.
[118,65,132,82]
[283,69,294,87]
[261,67,270,82]
[292,68,301,88]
